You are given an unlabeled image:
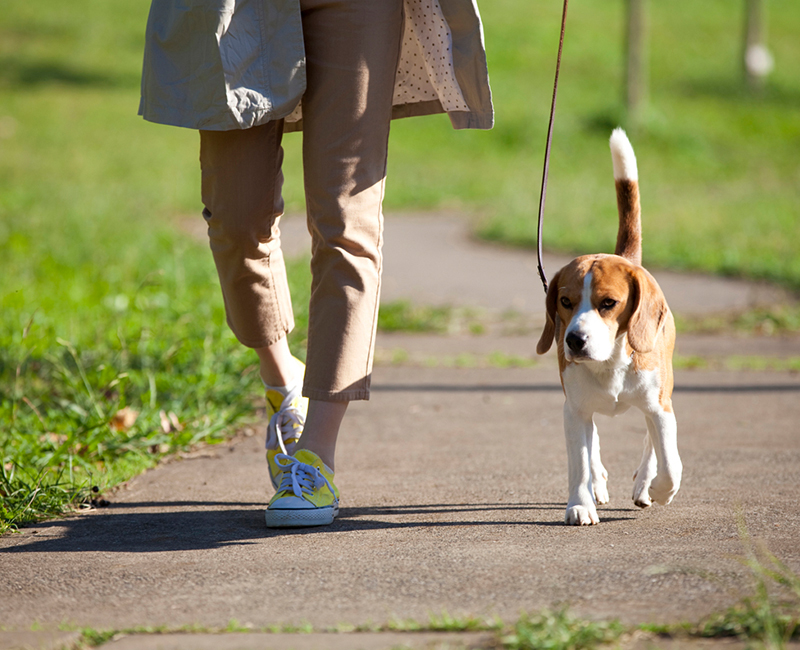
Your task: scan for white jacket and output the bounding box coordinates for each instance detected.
[139,0,494,132]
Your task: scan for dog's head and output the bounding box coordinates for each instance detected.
[537,254,668,363]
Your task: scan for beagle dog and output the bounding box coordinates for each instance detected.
[537,128,682,525]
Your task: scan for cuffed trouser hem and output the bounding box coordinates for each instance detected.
[230,325,294,351]
[200,124,295,350]
[303,386,370,402]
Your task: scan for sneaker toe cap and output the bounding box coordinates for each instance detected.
[269,495,318,510]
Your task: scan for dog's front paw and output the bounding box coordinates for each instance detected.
[565,504,599,526]
[649,473,680,506]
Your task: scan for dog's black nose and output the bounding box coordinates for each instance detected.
[566,331,587,353]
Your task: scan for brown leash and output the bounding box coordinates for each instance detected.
[536,0,570,295]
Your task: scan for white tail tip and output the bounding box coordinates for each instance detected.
[609,128,638,182]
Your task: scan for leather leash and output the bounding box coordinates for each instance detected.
[536,0,570,295]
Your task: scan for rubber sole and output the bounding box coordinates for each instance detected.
[264,504,338,528]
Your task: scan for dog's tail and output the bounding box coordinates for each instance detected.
[609,128,642,266]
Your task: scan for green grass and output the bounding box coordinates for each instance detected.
[0,242,313,532]
[674,354,800,373]
[377,301,487,335]
[390,1,800,290]
[0,0,314,529]
[676,305,800,337]
[2,0,799,531]
[501,610,624,650]
[64,594,800,650]
[69,612,619,649]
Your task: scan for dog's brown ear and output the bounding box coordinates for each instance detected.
[627,268,668,353]
[537,271,560,354]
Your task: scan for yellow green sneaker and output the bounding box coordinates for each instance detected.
[265,449,339,528]
[265,361,309,491]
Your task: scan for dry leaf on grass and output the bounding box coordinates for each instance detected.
[159,410,183,434]
[110,407,139,432]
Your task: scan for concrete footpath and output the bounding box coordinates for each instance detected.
[2,214,799,649]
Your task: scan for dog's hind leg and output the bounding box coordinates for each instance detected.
[646,410,682,505]
[564,405,600,525]
[590,427,609,505]
[632,432,656,508]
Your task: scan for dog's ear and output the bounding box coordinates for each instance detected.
[627,267,668,354]
[537,271,560,354]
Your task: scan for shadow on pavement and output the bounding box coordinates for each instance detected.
[675,384,800,393]
[0,502,636,554]
[373,383,800,394]
[373,383,563,393]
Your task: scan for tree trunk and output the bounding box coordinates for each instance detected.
[743,0,771,89]
[624,0,648,131]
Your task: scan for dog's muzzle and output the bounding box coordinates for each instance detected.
[566,331,587,355]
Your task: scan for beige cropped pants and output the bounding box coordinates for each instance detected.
[200,0,404,402]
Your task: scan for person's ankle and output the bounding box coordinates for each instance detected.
[293,442,335,473]
[261,356,303,389]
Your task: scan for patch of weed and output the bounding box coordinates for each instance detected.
[378,301,453,333]
[374,348,537,369]
[673,355,800,372]
[501,608,624,650]
[676,305,800,336]
[378,301,487,336]
[697,516,800,649]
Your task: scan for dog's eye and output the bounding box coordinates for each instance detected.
[560,297,572,309]
[600,298,618,311]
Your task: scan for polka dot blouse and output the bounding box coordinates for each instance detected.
[285,0,470,126]
[393,0,470,111]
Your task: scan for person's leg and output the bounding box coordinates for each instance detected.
[265,0,403,527]
[295,400,348,471]
[200,121,297,378]
[296,0,404,450]
[200,123,307,484]
[255,337,297,387]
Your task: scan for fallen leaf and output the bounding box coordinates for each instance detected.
[168,411,183,432]
[159,410,171,433]
[110,407,138,432]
